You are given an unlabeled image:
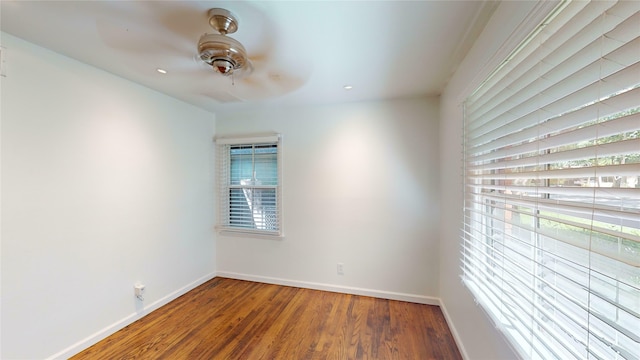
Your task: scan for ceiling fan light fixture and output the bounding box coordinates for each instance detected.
[212,59,235,75]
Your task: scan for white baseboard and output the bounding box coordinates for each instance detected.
[46,271,217,360]
[216,271,440,306]
[439,300,470,360]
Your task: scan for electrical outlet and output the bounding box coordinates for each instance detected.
[337,263,344,275]
[134,283,145,301]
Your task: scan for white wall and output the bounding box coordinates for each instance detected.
[0,33,216,359]
[439,1,558,359]
[216,97,441,302]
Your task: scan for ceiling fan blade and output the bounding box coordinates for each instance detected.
[95,16,192,56]
[200,91,245,104]
[248,51,270,64]
[157,5,210,45]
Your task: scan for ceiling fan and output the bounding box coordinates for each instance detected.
[83,2,308,104]
[191,7,309,103]
[197,8,251,78]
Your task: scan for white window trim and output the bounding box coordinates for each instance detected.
[215,133,283,238]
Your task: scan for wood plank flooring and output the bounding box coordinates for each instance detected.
[71,278,462,359]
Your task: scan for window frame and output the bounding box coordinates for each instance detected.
[460,1,640,359]
[215,134,283,237]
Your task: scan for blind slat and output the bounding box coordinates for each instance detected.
[469,192,640,221]
[462,218,640,291]
[464,206,639,267]
[463,232,639,337]
[468,138,640,171]
[466,0,609,120]
[465,183,639,202]
[468,61,640,151]
[469,163,640,180]
[466,1,637,127]
[462,243,625,359]
[468,89,640,161]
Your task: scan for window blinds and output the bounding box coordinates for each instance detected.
[217,135,281,236]
[462,1,639,359]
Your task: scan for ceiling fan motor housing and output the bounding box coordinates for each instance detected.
[197,8,249,76]
[198,34,248,75]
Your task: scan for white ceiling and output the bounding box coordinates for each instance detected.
[0,1,497,113]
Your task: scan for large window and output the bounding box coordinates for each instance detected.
[462,1,639,359]
[217,135,281,236]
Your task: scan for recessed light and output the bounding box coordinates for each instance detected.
[343,85,353,90]
[156,68,167,74]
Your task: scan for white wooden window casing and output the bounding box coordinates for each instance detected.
[462,1,639,359]
[216,134,282,236]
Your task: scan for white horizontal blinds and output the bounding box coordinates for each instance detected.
[217,136,281,235]
[462,1,640,359]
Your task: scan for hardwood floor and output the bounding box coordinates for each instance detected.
[71,278,462,359]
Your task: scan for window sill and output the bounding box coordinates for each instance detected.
[217,228,284,240]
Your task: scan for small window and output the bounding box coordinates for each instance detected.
[216,135,282,236]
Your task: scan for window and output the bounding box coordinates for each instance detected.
[462,1,639,359]
[216,135,282,236]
